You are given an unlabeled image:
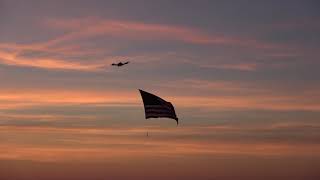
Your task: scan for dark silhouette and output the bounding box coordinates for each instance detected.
[111,61,130,67]
[139,89,179,125]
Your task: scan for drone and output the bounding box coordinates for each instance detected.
[111,61,130,67]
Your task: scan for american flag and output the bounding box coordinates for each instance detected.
[139,89,179,125]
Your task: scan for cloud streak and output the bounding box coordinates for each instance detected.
[0,87,319,111]
[0,49,111,71]
[45,17,284,49]
[0,124,319,162]
[0,17,296,72]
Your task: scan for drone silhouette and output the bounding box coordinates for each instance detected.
[111,61,130,67]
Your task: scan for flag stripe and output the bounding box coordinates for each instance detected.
[145,108,172,112]
[145,112,176,117]
[145,111,177,116]
[146,114,177,119]
[146,113,176,117]
[145,105,172,110]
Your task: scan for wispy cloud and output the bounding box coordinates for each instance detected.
[0,112,96,122]
[0,124,319,162]
[44,17,284,49]
[0,89,138,110]
[0,48,114,71]
[2,142,319,162]
[205,63,258,71]
[0,17,293,72]
[0,87,319,111]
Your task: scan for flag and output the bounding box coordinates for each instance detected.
[139,89,179,125]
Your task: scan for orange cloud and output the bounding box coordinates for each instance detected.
[0,89,138,108]
[0,113,97,121]
[0,17,299,72]
[0,87,319,111]
[2,142,319,162]
[2,122,319,137]
[0,50,109,71]
[172,95,320,111]
[0,43,167,71]
[1,125,320,162]
[156,79,320,111]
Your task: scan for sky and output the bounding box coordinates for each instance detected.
[0,0,320,179]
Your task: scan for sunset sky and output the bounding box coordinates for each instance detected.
[1,0,320,179]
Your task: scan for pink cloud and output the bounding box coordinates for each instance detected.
[0,50,107,71]
[195,63,259,71]
[1,125,320,162]
[0,87,319,112]
[44,17,283,49]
